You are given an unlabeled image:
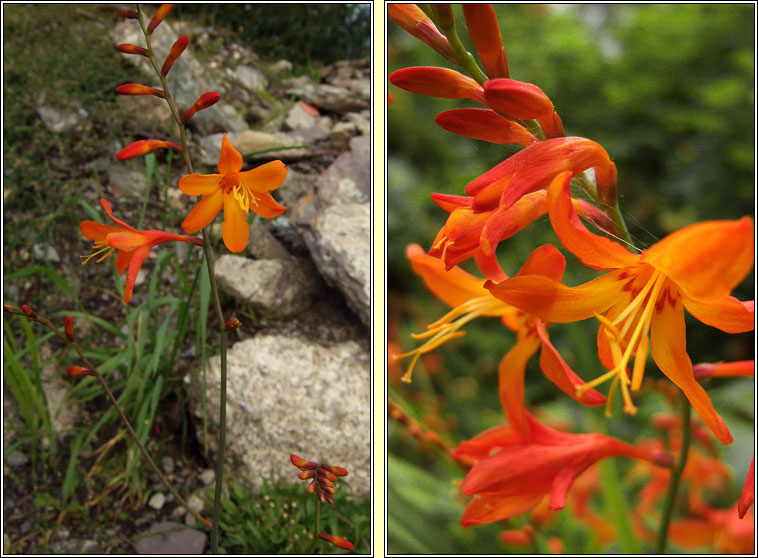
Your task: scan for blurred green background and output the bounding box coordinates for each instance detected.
[388,4,754,554]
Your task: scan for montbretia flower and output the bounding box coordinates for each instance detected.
[454,412,666,526]
[116,43,148,56]
[147,4,173,34]
[396,243,605,438]
[161,34,189,76]
[179,134,287,252]
[738,456,754,519]
[180,91,221,123]
[387,4,455,63]
[116,139,182,161]
[435,108,538,146]
[462,4,509,78]
[290,454,348,506]
[318,532,354,551]
[80,198,204,303]
[487,171,754,444]
[116,83,165,98]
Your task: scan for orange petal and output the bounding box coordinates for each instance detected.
[179,173,222,196]
[514,243,565,282]
[80,221,122,241]
[221,195,249,253]
[649,292,732,445]
[486,270,627,323]
[738,456,754,518]
[238,160,288,192]
[461,492,546,527]
[640,217,754,302]
[548,171,640,270]
[462,4,509,78]
[115,249,132,275]
[498,337,540,439]
[250,191,286,219]
[218,133,243,174]
[123,245,151,303]
[389,67,484,101]
[105,231,148,251]
[682,294,754,334]
[479,190,549,256]
[483,78,553,120]
[435,109,537,145]
[182,189,223,234]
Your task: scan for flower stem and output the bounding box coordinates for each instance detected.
[431,9,488,85]
[309,494,321,554]
[655,391,691,553]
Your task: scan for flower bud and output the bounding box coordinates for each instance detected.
[21,305,37,320]
[4,304,19,314]
[161,35,189,76]
[180,92,221,123]
[389,67,483,102]
[64,316,75,342]
[318,469,337,483]
[307,480,318,495]
[223,317,242,331]
[430,4,454,27]
[290,454,318,470]
[318,532,354,551]
[463,4,509,78]
[116,140,182,161]
[483,78,553,121]
[320,464,348,477]
[320,491,334,505]
[298,469,316,480]
[387,4,455,63]
[66,366,93,377]
[117,8,138,19]
[116,84,165,98]
[147,4,173,34]
[116,43,148,57]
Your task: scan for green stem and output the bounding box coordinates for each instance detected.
[655,392,692,553]
[309,494,321,554]
[574,171,635,250]
[438,20,489,85]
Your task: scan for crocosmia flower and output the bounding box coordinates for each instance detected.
[487,171,754,444]
[179,134,287,253]
[80,198,203,303]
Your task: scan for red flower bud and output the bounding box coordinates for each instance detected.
[317,490,326,503]
[307,480,318,495]
[180,92,221,123]
[116,84,165,98]
[298,469,316,480]
[318,468,337,483]
[290,454,318,470]
[223,317,242,331]
[320,491,334,505]
[117,8,138,19]
[116,43,148,57]
[64,316,75,342]
[320,484,335,495]
[161,35,189,76]
[4,304,19,314]
[317,476,335,488]
[66,366,94,377]
[318,532,354,551]
[21,305,37,320]
[463,4,510,78]
[320,464,348,477]
[116,140,182,161]
[147,4,173,34]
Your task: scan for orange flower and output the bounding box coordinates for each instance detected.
[396,243,605,438]
[454,412,664,526]
[318,532,354,551]
[80,198,203,303]
[179,134,287,253]
[387,4,455,62]
[435,108,538,146]
[116,139,181,161]
[738,456,754,519]
[462,4,509,78]
[487,171,754,444]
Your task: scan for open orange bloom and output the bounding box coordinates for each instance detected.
[396,243,605,438]
[80,198,203,303]
[179,134,287,253]
[487,171,754,444]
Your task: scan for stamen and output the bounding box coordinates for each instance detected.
[80,243,115,265]
[604,376,619,417]
[232,184,258,213]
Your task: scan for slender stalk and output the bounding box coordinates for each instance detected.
[309,494,321,554]
[655,392,692,553]
[435,16,489,85]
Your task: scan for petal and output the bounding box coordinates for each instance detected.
[640,217,754,301]
[123,245,151,303]
[473,250,507,282]
[115,249,132,275]
[218,133,243,174]
[181,189,224,234]
[548,171,640,270]
[100,198,136,230]
[80,221,122,241]
[389,67,484,101]
[435,109,537,145]
[406,244,492,309]
[453,424,522,464]
[461,491,545,527]
[536,321,606,406]
[649,292,732,445]
[682,294,755,334]
[238,160,288,192]
[462,4,509,78]
[250,191,287,219]
[105,231,148,251]
[483,78,553,120]
[515,243,565,282]
[738,456,754,519]
[479,190,549,256]
[179,173,222,196]
[221,195,249,253]
[498,337,540,440]
[486,270,627,323]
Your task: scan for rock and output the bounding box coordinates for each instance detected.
[233,64,268,91]
[195,131,307,167]
[284,102,318,131]
[278,170,318,210]
[115,96,173,135]
[247,222,291,260]
[269,59,293,76]
[187,335,370,498]
[37,106,81,133]
[135,521,207,555]
[199,469,215,486]
[161,456,175,475]
[108,164,149,197]
[304,84,369,114]
[31,244,61,263]
[148,492,166,510]
[214,255,320,317]
[6,451,28,467]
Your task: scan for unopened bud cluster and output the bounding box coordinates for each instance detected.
[289,454,348,505]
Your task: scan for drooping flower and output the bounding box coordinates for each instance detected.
[453,412,667,527]
[80,198,203,303]
[487,170,754,444]
[395,243,605,438]
[179,133,287,253]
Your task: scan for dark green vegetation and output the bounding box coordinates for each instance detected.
[388,4,754,554]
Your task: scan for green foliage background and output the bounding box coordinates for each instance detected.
[388,4,754,554]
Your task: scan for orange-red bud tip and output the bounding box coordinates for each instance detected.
[66,366,93,378]
[21,305,37,320]
[117,8,138,19]
[290,454,318,470]
[321,464,348,477]
[161,35,189,75]
[318,532,354,551]
[116,84,165,98]
[116,140,182,161]
[223,317,242,331]
[147,4,173,34]
[307,480,318,495]
[180,92,221,123]
[116,43,148,56]
[651,450,675,468]
[64,316,75,342]
[298,470,316,480]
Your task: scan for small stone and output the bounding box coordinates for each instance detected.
[20,520,32,535]
[148,492,166,511]
[161,456,175,475]
[199,469,215,486]
[31,244,61,263]
[135,521,206,555]
[6,450,29,467]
